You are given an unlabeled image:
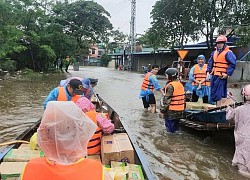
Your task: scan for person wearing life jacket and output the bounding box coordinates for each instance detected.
[43,79,83,109]
[206,35,236,103]
[76,97,114,155]
[21,101,103,180]
[60,77,94,100]
[139,64,165,113]
[226,84,250,179]
[160,68,185,133]
[189,55,210,103]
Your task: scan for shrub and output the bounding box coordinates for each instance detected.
[0,58,16,72]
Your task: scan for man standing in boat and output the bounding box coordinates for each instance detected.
[206,35,236,104]
[161,68,185,133]
[189,55,211,103]
[139,64,165,113]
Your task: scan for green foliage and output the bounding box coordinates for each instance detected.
[150,0,250,49]
[101,54,111,67]
[236,27,250,47]
[20,68,43,80]
[0,58,16,72]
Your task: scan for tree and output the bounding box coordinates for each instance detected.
[150,0,199,48]
[53,0,112,55]
[150,0,250,49]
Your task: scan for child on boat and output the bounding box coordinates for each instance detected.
[226,84,250,178]
[76,97,115,155]
[21,101,103,179]
[160,68,185,133]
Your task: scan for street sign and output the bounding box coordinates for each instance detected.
[177,50,189,60]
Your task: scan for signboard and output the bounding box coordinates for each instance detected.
[177,50,189,60]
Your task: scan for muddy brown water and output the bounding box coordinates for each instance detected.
[0,66,248,180]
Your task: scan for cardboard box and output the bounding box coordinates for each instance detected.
[17,144,31,150]
[216,98,235,107]
[0,162,27,180]
[101,133,134,165]
[186,102,216,110]
[87,154,102,163]
[3,149,44,162]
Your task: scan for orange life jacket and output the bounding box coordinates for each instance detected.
[165,81,185,111]
[85,110,103,155]
[192,64,210,86]
[141,72,154,91]
[212,46,230,76]
[57,86,81,103]
[21,157,103,180]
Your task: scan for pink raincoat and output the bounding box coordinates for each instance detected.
[226,102,250,178]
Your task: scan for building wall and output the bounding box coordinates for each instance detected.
[134,53,178,72]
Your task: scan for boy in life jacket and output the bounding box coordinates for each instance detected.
[226,84,250,179]
[139,64,165,113]
[206,35,236,104]
[189,55,210,103]
[161,68,185,133]
[43,78,83,109]
[21,101,103,180]
[76,97,115,155]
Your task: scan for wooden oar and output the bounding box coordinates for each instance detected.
[0,140,29,147]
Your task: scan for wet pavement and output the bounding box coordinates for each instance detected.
[0,66,248,179]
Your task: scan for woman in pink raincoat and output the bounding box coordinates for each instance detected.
[226,84,250,178]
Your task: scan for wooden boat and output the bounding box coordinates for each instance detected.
[0,94,156,180]
[179,101,244,131]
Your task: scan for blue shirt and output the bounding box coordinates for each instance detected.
[139,73,162,98]
[43,86,72,109]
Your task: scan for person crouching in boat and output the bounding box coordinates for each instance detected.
[160,68,185,133]
[189,55,210,103]
[226,84,250,179]
[21,101,103,180]
[76,97,115,155]
[60,77,94,100]
[43,79,83,109]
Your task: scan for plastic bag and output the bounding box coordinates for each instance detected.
[96,114,114,134]
[29,132,40,150]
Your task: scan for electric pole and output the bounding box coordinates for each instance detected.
[129,0,136,71]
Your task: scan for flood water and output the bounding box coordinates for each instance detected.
[0,66,248,180]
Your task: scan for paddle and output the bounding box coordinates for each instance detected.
[0,140,29,147]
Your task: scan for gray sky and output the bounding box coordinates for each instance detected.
[93,0,157,35]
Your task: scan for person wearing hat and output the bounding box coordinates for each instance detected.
[189,54,210,103]
[21,101,103,179]
[160,68,185,133]
[59,77,93,100]
[43,78,83,109]
[206,35,236,104]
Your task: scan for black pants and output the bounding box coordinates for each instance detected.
[142,94,156,108]
[192,90,208,103]
[65,64,70,72]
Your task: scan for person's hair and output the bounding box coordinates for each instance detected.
[152,64,159,69]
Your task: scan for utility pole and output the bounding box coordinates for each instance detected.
[129,0,136,71]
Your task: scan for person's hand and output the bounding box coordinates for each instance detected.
[221,73,228,79]
[206,72,210,80]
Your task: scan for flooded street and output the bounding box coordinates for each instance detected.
[0,66,247,180]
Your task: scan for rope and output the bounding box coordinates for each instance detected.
[0,140,29,147]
